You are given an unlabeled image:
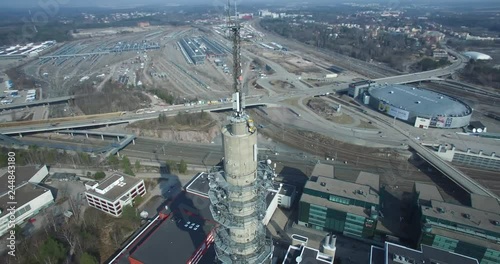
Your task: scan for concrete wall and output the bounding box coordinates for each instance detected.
[30,165,49,184]
[263,191,280,226]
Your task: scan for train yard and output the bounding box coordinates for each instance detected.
[3,22,500,207]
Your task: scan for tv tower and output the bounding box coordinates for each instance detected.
[207,1,274,263]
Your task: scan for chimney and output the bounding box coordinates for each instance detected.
[438,144,443,152]
[467,148,471,153]
[492,152,496,158]
[324,233,331,248]
[479,150,483,155]
[329,234,337,249]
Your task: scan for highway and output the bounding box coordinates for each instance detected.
[0,53,468,136]
[0,95,75,110]
[1,37,491,200]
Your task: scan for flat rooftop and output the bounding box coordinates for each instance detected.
[470,193,500,213]
[370,242,479,264]
[305,176,379,205]
[422,199,500,235]
[0,182,52,218]
[129,216,215,264]
[414,182,444,203]
[185,172,210,198]
[311,164,335,179]
[369,84,471,118]
[275,183,296,197]
[355,171,380,193]
[126,191,217,264]
[0,165,44,194]
[301,193,369,217]
[85,173,143,202]
[283,245,333,264]
[370,246,385,264]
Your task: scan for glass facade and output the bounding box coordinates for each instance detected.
[421,212,500,264]
[303,188,378,210]
[343,213,365,237]
[299,185,379,239]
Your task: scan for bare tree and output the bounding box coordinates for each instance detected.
[60,222,78,257]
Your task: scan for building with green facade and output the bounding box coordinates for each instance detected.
[414,183,500,264]
[298,164,380,239]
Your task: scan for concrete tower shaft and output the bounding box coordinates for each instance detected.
[208,115,273,263]
[222,120,258,186]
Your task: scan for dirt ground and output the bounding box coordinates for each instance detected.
[306,98,354,124]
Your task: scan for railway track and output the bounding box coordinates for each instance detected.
[253,20,400,79]
[249,109,417,171]
[429,81,500,100]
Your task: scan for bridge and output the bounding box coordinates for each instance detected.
[407,140,498,199]
[56,130,136,158]
[1,119,132,136]
[0,130,135,158]
[0,96,75,110]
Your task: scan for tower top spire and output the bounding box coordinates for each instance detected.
[227,0,244,116]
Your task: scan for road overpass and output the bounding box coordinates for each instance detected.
[1,129,136,158]
[408,140,498,199]
[0,95,75,110]
[363,108,499,200]
[1,119,132,136]
[374,53,467,85]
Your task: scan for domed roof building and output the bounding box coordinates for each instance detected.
[463,51,493,61]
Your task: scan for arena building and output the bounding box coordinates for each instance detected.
[462,51,492,61]
[364,84,472,129]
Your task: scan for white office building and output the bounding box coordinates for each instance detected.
[85,173,146,217]
[0,165,53,237]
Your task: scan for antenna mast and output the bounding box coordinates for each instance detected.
[227,0,244,116]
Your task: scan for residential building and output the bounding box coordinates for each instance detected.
[370,241,479,264]
[85,172,146,217]
[298,164,380,239]
[0,165,53,236]
[414,183,500,264]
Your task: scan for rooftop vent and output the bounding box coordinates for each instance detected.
[389,91,394,94]
[356,189,364,195]
[491,220,500,226]
[439,96,444,99]
[436,207,445,213]
[320,182,326,187]
[415,101,421,104]
[463,213,471,219]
